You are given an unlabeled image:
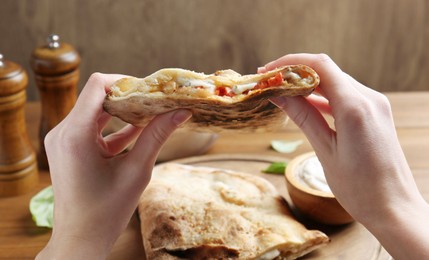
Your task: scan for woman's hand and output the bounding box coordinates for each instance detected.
[260,54,429,259]
[36,73,192,259]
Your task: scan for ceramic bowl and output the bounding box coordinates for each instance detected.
[156,129,218,162]
[105,117,218,162]
[285,152,354,225]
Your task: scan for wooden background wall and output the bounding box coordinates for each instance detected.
[1,0,428,101]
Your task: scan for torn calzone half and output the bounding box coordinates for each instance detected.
[138,163,329,259]
[103,65,319,132]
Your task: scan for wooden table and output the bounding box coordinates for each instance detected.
[0,92,428,259]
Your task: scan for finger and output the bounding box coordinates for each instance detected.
[97,112,113,135]
[261,57,331,115]
[306,94,332,115]
[344,72,380,97]
[69,73,128,126]
[257,67,268,74]
[264,54,359,106]
[124,109,192,172]
[270,96,335,154]
[264,53,315,69]
[100,124,144,157]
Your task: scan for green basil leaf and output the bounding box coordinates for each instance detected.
[262,162,287,174]
[29,186,54,228]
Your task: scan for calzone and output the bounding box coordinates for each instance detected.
[103,65,319,132]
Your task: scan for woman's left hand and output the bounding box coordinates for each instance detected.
[36,73,192,259]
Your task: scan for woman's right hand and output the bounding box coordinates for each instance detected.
[260,53,429,260]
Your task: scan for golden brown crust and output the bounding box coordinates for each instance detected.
[138,163,329,259]
[103,65,319,132]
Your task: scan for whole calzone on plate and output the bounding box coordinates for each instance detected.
[103,65,319,132]
[138,163,329,259]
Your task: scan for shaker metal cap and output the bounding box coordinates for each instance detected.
[0,54,4,67]
[47,34,61,49]
[30,34,80,75]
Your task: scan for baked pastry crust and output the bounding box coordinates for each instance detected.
[138,163,329,259]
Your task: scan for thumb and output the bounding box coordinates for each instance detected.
[124,109,192,167]
[270,96,335,154]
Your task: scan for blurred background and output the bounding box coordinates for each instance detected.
[1,0,428,101]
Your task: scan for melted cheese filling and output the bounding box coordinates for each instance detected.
[231,82,258,94]
[176,77,217,93]
[174,71,298,96]
[110,69,315,100]
[117,70,309,98]
[176,77,261,95]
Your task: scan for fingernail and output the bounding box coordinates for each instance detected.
[257,66,266,73]
[172,110,192,126]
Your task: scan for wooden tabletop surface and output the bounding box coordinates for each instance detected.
[0,91,428,259]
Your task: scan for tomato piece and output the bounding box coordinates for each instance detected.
[253,72,283,90]
[254,81,269,90]
[215,86,232,96]
[267,72,283,87]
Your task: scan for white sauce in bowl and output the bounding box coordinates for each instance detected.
[296,156,332,193]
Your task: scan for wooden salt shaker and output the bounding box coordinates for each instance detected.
[30,35,80,169]
[0,54,38,197]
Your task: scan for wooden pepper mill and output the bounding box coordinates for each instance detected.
[30,34,80,169]
[0,54,39,197]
